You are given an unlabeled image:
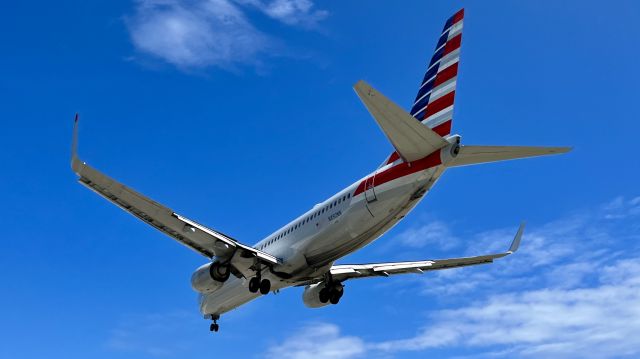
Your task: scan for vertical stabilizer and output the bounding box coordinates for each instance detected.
[409,8,464,136]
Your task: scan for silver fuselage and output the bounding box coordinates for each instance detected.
[199,162,447,317]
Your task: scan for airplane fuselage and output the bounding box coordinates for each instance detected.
[199,148,449,317]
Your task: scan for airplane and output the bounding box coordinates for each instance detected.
[70,8,570,333]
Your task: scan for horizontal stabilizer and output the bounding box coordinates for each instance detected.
[354,80,449,162]
[449,145,571,167]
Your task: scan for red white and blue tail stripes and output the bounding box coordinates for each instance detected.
[410,8,464,137]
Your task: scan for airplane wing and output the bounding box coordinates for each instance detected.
[328,223,524,282]
[70,115,278,269]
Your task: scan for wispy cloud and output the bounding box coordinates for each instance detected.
[394,220,459,250]
[238,0,329,27]
[126,0,271,69]
[106,310,203,357]
[125,0,328,70]
[602,195,640,219]
[271,196,640,358]
[374,258,640,357]
[266,323,366,359]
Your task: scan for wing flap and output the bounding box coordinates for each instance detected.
[329,222,525,282]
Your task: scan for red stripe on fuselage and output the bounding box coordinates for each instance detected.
[386,151,400,165]
[354,150,442,196]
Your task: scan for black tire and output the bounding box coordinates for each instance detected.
[210,323,217,332]
[213,324,219,332]
[210,262,231,282]
[248,277,260,293]
[329,290,341,305]
[319,288,329,303]
[259,279,271,295]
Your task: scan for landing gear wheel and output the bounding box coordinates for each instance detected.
[209,315,220,333]
[329,290,341,305]
[259,279,271,295]
[248,277,260,293]
[319,288,329,303]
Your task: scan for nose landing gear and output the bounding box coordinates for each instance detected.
[209,314,220,333]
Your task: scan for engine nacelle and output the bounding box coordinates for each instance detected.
[302,282,344,308]
[190,262,230,294]
[303,283,330,308]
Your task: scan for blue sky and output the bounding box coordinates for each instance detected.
[1,0,639,358]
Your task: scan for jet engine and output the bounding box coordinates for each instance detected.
[302,282,344,308]
[191,261,231,294]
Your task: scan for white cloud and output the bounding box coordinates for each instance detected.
[127,0,272,69]
[125,0,327,69]
[238,0,328,27]
[374,257,640,358]
[266,323,366,359]
[602,195,640,219]
[394,220,459,250]
[272,197,640,358]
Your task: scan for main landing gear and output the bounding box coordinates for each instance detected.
[249,276,271,295]
[248,263,271,295]
[209,314,220,332]
[319,282,344,305]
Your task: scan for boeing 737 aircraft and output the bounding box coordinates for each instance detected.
[71,9,569,332]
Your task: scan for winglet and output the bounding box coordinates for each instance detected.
[508,222,526,254]
[71,113,83,174]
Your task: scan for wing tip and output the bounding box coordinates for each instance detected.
[508,222,526,254]
[71,113,83,174]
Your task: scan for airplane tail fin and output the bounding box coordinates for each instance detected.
[410,8,464,136]
[448,145,571,167]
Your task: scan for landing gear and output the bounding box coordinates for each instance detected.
[319,288,330,303]
[319,283,343,305]
[249,277,260,293]
[259,278,271,295]
[329,287,343,304]
[248,262,271,295]
[209,315,220,333]
[249,276,271,295]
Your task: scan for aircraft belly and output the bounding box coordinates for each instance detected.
[200,274,289,316]
[304,170,435,266]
